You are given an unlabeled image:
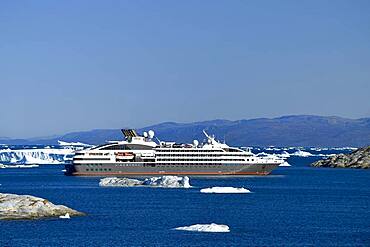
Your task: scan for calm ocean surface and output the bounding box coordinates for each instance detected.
[1,155,370,246]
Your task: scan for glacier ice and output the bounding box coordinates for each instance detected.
[200,187,250,194]
[175,223,230,232]
[99,176,191,188]
[0,148,74,165]
[57,140,92,147]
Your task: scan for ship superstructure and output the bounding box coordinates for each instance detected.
[65,129,283,176]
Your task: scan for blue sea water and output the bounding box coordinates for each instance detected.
[1,153,370,246]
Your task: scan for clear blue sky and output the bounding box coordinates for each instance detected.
[1,0,369,138]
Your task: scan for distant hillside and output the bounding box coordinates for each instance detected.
[1,115,370,147]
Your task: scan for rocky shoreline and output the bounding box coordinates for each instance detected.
[0,193,84,220]
[311,146,370,169]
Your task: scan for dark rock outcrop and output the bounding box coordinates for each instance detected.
[311,146,370,169]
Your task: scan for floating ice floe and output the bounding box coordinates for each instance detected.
[291,150,313,157]
[279,151,291,158]
[200,187,250,194]
[330,147,358,151]
[175,223,230,233]
[256,152,290,160]
[279,161,291,167]
[99,176,191,188]
[59,213,70,219]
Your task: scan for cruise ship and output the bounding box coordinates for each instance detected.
[65,129,283,176]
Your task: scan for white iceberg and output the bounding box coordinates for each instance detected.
[143,176,191,188]
[0,148,74,164]
[58,140,92,147]
[256,152,286,159]
[59,213,70,219]
[99,176,191,188]
[99,177,143,187]
[291,150,313,157]
[175,223,230,233]
[256,152,276,158]
[279,161,291,167]
[200,187,250,194]
[278,151,291,158]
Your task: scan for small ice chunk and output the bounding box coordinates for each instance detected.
[279,161,291,167]
[200,187,250,194]
[291,150,313,157]
[175,223,230,232]
[59,213,70,219]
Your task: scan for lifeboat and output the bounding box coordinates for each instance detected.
[115,152,135,161]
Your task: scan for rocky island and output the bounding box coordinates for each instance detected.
[0,193,84,220]
[311,146,370,169]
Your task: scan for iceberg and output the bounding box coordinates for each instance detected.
[175,223,230,233]
[57,140,92,147]
[99,176,191,188]
[200,187,250,194]
[291,150,313,157]
[143,176,191,188]
[99,177,143,187]
[256,152,289,159]
[279,161,291,167]
[279,151,291,158]
[0,148,74,164]
[59,213,71,219]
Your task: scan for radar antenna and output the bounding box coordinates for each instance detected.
[203,130,211,139]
